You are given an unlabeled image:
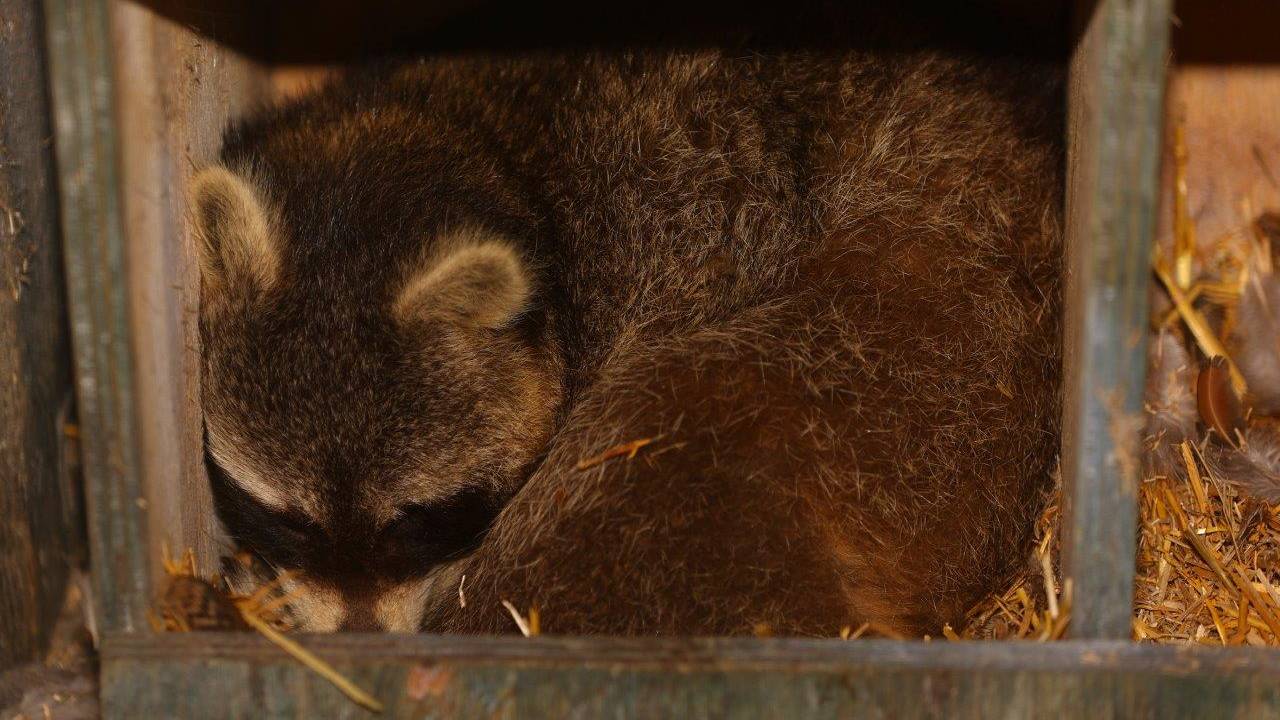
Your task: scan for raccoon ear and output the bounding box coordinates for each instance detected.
[394,234,531,329]
[189,166,279,295]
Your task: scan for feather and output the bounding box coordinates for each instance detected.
[1144,329,1199,479]
[1254,211,1280,260]
[1197,356,1246,447]
[1233,216,1280,416]
[1206,421,1280,504]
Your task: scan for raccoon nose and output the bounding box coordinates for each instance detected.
[338,601,382,632]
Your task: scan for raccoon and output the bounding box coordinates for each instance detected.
[196,45,1063,635]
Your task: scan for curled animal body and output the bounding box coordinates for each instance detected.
[196,44,1064,636]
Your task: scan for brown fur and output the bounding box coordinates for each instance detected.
[197,46,1064,636]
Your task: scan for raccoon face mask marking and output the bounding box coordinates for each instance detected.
[193,164,563,631]
[208,449,503,631]
[206,428,294,513]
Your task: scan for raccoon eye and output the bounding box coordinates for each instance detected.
[382,504,434,546]
[379,488,502,573]
[206,452,321,569]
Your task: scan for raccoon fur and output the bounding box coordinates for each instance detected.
[196,46,1063,636]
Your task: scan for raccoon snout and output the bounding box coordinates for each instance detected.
[337,603,382,632]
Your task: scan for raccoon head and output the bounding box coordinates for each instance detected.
[191,166,562,631]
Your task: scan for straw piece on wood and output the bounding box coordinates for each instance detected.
[150,547,382,712]
[240,611,385,713]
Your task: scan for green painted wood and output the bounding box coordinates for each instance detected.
[0,0,79,671]
[42,0,150,633]
[101,635,1280,719]
[1061,0,1171,639]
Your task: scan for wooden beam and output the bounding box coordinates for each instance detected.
[108,0,274,584]
[43,0,150,634]
[1061,0,1172,639]
[0,0,80,670]
[102,634,1280,718]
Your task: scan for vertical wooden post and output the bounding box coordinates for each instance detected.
[43,0,151,634]
[1061,0,1171,639]
[107,0,273,581]
[0,0,80,670]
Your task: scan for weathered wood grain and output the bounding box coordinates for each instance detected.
[0,0,80,670]
[101,635,1280,719]
[1154,0,1280,259]
[1157,67,1280,252]
[43,0,274,633]
[108,0,272,583]
[1061,0,1172,639]
[42,0,151,634]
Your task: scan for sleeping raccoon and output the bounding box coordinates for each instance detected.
[196,46,1063,635]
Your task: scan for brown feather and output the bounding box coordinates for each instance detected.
[1198,356,1246,447]
[1233,220,1280,416]
[1254,212,1280,261]
[1206,421,1280,504]
[1144,329,1199,479]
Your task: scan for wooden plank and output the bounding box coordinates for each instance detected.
[1061,0,1172,639]
[42,0,273,632]
[1158,65,1280,249]
[0,0,80,670]
[101,635,1280,719]
[108,0,272,582]
[1154,1,1280,257]
[42,0,150,633]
